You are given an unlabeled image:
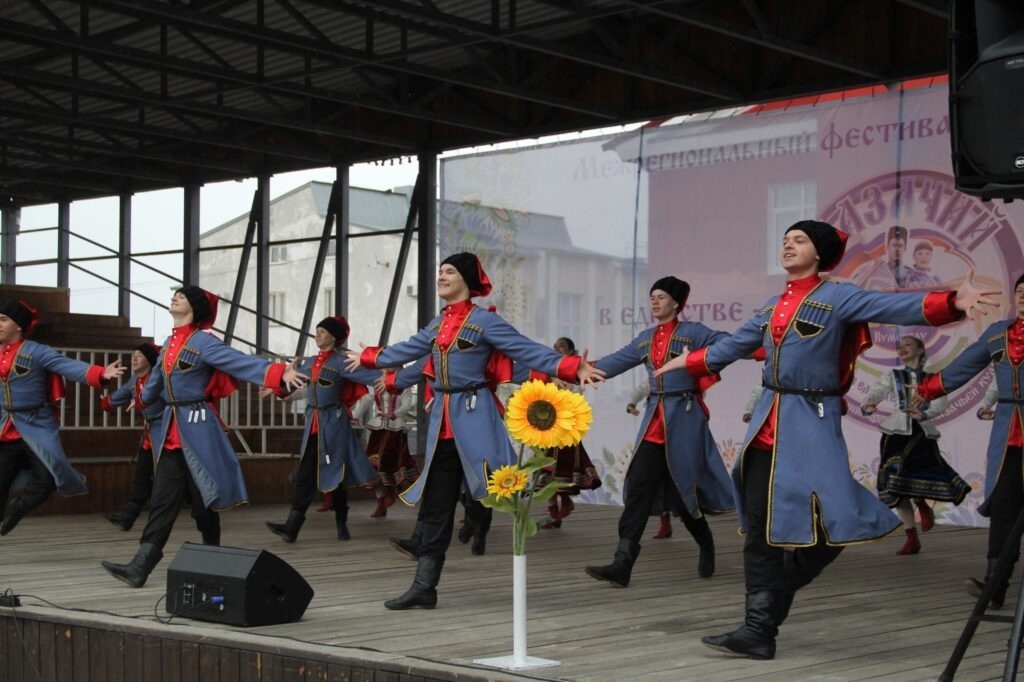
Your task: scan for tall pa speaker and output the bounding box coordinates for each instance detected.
[950,0,1024,200]
[165,542,313,627]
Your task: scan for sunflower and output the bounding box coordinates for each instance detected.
[505,379,593,449]
[487,465,530,499]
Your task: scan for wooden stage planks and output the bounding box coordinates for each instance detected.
[0,500,1018,681]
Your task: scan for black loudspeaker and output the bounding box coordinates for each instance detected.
[165,542,313,626]
[950,0,1024,200]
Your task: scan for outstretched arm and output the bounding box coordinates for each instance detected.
[954,267,1001,320]
[652,347,689,377]
[575,348,606,386]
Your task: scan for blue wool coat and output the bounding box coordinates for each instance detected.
[921,317,1022,510]
[1,341,106,496]
[696,281,956,546]
[594,321,734,517]
[289,351,380,492]
[105,373,166,451]
[365,304,578,504]
[143,329,287,511]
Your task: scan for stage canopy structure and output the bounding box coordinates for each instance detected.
[1,0,948,208]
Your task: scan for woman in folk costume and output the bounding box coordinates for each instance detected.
[861,335,969,555]
[585,277,734,587]
[655,220,996,660]
[101,342,165,532]
[101,286,307,587]
[915,274,1024,610]
[0,300,126,536]
[535,336,602,529]
[350,378,420,519]
[264,315,381,543]
[345,252,604,610]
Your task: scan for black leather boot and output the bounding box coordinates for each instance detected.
[0,498,28,536]
[701,591,782,660]
[265,509,305,543]
[388,522,423,559]
[384,555,445,610]
[585,539,640,587]
[102,499,138,532]
[690,518,715,578]
[335,504,351,541]
[469,503,491,556]
[457,512,474,544]
[100,543,164,588]
[698,538,716,578]
[201,527,220,546]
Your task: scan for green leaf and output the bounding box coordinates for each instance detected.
[479,495,517,514]
[532,480,570,503]
[520,456,556,475]
[522,515,539,539]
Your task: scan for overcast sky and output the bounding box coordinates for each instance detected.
[11,124,637,343]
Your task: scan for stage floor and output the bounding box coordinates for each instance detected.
[0,500,1016,681]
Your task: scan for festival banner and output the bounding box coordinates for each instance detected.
[441,82,1024,527]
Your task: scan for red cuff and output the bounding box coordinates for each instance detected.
[86,365,106,388]
[100,395,113,412]
[263,362,286,389]
[360,346,383,369]
[529,370,550,382]
[555,355,582,382]
[384,370,399,393]
[917,373,945,401]
[686,348,713,378]
[922,291,963,326]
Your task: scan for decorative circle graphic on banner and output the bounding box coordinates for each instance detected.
[821,169,1023,428]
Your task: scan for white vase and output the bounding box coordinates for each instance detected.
[473,554,560,671]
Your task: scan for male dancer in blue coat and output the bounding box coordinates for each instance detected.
[264,315,381,542]
[101,342,164,532]
[656,221,997,659]
[585,276,734,586]
[0,300,126,536]
[101,286,307,587]
[347,252,605,609]
[915,273,1024,609]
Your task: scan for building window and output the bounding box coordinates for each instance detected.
[270,245,288,263]
[322,287,334,317]
[556,292,582,343]
[767,182,816,275]
[269,292,286,325]
[327,240,337,257]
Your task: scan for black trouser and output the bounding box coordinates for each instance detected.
[0,440,57,519]
[417,440,464,557]
[987,446,1024,561]
[618,440,712,546]
[139,448,220,550]
[291,439,347,515]
[123,446,155,516]
[743,448,843,593]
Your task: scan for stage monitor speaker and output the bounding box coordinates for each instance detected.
[949,0,1024,200]
[165,542,313,627]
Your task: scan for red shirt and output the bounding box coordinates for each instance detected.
[750,274,822,450]
[641,320,680,445]
[161,323,198,451]
[1005,318,1024,446]
[0,340,26,441]
[307,349,334,436]
[436,299,475,440]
